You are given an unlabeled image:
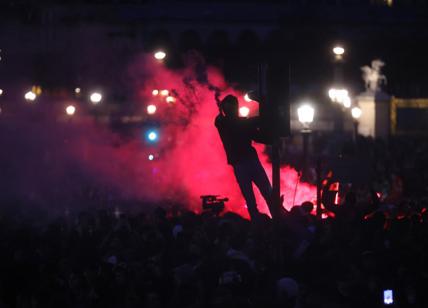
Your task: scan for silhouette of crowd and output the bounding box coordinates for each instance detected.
[1,136,428,308]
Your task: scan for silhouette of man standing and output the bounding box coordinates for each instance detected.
[215,95,275,220]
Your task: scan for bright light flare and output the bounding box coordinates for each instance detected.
[24,91,36,101]
[343,96,351,108]
[0,89,3,96]
[160,89,169,96]
[148,154,154,161]
[244,93,252,102]
[239,106,250,117]
[351,106,362,119]
[65,105,76,116]
[333,46,345,56]
[152,89,159,96]
[154,50,166,60]
[166,96,175,103]
[328,88,349,104]
[147,130,158,142]
[90,92,102,104]
[297,104,315,125]
[384,290,393,305]
[147,104,157,115]
[75,87,81,94]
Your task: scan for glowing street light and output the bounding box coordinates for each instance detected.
[343,96,351,108]
[333,46,345,56]
[152,89,159,96]
[146,130,158,142]
[160,89,169,96]
[66,105,76,116]
[166,96,175,103]
[90,92,102,104]
[147,104,157,115]
[351,106,362,144]
[333,46,345,61]
[328,88,349,104]
[297,103,315,182]
[154,50,166,61]
[351,106,362,119]
[297,104,315,127]
[0,89,3,96]
[239,106,250,117]
[75,87,81,94]
[148,154,154,161]
[24,91,37,101]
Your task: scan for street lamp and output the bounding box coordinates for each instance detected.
[328,88,349,105]
[351,106,362,119]
[24,91,37,102]
[297,104,315,181]
[343,96,351,108]
[297,104,314,130]
[90,92,102,104]
[154,50,166,61]
[147,104,157,115]
[333,46,345,61]
[66,105,76,116]
[351,106,362,144]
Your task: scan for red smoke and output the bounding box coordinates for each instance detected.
[1,53,316,218]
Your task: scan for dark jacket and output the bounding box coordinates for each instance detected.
[215,114,261,165]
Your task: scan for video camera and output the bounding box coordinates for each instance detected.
[200,195,228,215]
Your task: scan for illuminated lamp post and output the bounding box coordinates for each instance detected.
[147,104,157,115]
[66,105,76,116]
[154,50,166,61]
[333,45,345,61]
[328,88,349,105]
[90,92,102,104]
[297,104,315,182]
[332,45,345,83]
[160,89,169,96]
[24,91,37,102]
[351,106,362,144]
[330,44,347,133]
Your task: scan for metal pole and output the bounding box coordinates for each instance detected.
[272,138,281,219]
[316,157,322,220]
[303,131,308,178]
[258,63,281,219]
[353,120,359,145]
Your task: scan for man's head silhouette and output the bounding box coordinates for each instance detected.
[220,95,239,118]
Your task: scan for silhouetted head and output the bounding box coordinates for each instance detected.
[220,95,239,118]
[301,201,314,214]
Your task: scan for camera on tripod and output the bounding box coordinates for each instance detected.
[200,195,229,215]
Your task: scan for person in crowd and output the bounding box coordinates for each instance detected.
[215,95,279,220]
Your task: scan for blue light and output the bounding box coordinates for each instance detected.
[146,130,158,142]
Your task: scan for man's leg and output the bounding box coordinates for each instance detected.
[233,161,260,220]
[251,158,278,218]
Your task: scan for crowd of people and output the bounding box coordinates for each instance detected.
[1,136,428,308]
